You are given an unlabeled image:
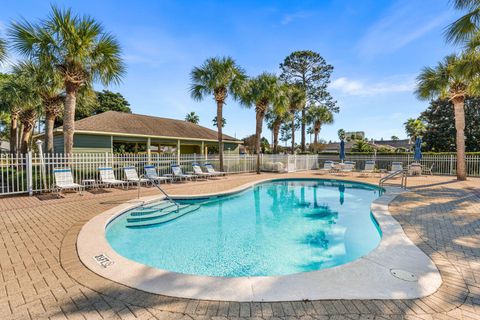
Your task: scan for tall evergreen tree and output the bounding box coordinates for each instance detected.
[280,51,338,151]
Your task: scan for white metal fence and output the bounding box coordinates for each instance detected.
[1,152,479,196]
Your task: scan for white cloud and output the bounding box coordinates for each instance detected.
[357,1,453,57]
[281,11,312,25]
[330,75,415,96]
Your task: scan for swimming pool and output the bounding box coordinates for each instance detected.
[106,179,382,277]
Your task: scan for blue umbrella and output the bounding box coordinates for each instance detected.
[339,140,346,162]
[414,137,422,161]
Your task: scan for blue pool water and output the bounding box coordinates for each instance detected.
[106,179,382,277]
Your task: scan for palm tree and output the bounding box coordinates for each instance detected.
[403,118,426,142]
[352,139,373,153]
[416,54,478,180]
[185,111,200,124]
[212,116,226,128]
[9,6,125,154]
[445,0,480,45]
[306,105,334,144]
[285,84,306,154]
[190,56,246,171]
[0,38,6,63]
[14,61,64,153]
[19,107,40,153]
[241,73,286,174]
[0,75,38,153]
[265,107,289,154]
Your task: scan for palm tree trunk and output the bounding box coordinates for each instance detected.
[314,122,320,145]
[453,99,467,180]
[272,119,281,154]
[291,116,295,154]
[301,109,306,152]
[216,99,225,172]
[20,110,37,154]
[10,110,19,154]
[64,85,77,155]
[45,111,55,153]
[255,106,266,174]
[44,106,60,153]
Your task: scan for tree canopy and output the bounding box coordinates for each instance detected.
[420,97,480,152]
[185,112,200,124]
[0,38,6,63]
[279,50,338,151]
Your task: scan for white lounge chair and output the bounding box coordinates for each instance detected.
[144,165,172,184]
[52,167,84,197]
[389,162,404,173]
[423,163,434,175]
[192,163,213,179]
[98,167,127,189]
[360,160,376,176]
[124,166,150,187]
[338,161,355,175]
[171,165,195,181]
[318,161,334,174]
[203,163,226,176]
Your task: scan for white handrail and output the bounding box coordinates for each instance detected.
[137,174,180,211]
[379,170,407,189]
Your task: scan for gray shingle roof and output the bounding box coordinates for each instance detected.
[58,111,240,142]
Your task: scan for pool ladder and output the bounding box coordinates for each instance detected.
[379,170,407,189]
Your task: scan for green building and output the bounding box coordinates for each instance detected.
[51,111,242,154]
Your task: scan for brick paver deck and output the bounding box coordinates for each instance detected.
[0,172,479,319]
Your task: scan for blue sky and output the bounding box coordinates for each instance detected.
[0,0,461,142]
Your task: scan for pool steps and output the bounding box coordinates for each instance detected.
[129,202,176,216]
[126,204,201,228]
[127,204,191,222]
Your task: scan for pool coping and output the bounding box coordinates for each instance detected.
[76,177,442,302]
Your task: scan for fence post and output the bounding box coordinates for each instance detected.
[27,152,33,196]
[105,152,109,167]
[450,154,454,175]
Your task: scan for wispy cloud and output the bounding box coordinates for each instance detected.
[281,11,312,25]
[330,75,415,96]
[357,1,453,57]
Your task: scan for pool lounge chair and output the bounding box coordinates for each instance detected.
[171,165,196,181]
[98,167,128,189]
[203,163,226,176]
[52,167,84,197]
[318,161,334,174]
[337,161,355,175]
[389,162,404,173]
[360,160,376,176]
[192,163,213,179]
[124,166,150,187]
[423,163,434,175]
[144,165,172,184]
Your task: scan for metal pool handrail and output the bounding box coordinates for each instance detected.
[137,174,180,211]
[379,170,407,189]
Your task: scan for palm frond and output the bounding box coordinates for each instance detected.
[0,38,6,63]
[189,56,247,103]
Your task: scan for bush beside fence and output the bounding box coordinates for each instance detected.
[1,152,479,196]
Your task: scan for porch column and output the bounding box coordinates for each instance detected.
[177,139,181,164]
[147,137,151,162]
[201,141,204,154]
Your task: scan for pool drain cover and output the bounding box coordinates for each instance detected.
[390,269,418,282]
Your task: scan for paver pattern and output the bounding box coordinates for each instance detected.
[0,172,479,320]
